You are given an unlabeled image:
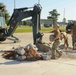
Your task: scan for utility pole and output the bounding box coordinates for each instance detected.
[38,0,40,4]
[63,8,65,19]
[63,8,66,23]
[14,0,16,9]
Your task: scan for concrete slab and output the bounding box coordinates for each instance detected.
[0,33,76,75]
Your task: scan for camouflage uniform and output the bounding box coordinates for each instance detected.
[72,35,76,49]
[52,30,61,57]
[71,24,76,49]
[61,32,69,48]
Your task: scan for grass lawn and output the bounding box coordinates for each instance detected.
[15,26,66,33]
[15,26,32,33]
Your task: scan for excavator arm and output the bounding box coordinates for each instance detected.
[4,4,42,44]
[7,9,33,36]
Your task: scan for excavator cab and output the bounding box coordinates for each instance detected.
[0,10,6,29]
[0,6,7,41]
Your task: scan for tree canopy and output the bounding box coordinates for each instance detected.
[47,9,60,25]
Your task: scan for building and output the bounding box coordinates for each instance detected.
[26,19,67,27]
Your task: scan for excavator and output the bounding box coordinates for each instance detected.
[0,4,43,44]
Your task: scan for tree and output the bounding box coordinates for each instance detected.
[0,3,10,24]
[23,21,28,26]
[47,9,60,25]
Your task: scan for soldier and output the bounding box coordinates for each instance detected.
[50,24,62,59]
[71,21,76,50]
[60,32,69,49]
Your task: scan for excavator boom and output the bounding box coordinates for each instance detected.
[1,4,42,44]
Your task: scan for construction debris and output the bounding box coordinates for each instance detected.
[2,44,43,61]
[42,53,51,60]
[2,43,73,61]
[2,44,51,61]
[36,43,51,52]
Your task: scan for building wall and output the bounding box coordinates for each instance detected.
[26,19,67,26]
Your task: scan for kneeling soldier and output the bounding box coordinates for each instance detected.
[60,32,69,49]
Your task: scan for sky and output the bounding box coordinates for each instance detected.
[0,0,76,22]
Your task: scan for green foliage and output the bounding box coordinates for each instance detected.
[23,21,28,26]
[15,26,32,33]
[47,9,60,25]
[15,26,65,33]
[0,3,10,24]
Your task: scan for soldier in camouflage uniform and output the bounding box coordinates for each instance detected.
[51,24,62,59]
[71,21,76,50]
[60,32,69,49]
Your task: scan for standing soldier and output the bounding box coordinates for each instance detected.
[71,21,76,50]
[50,24,62,59]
